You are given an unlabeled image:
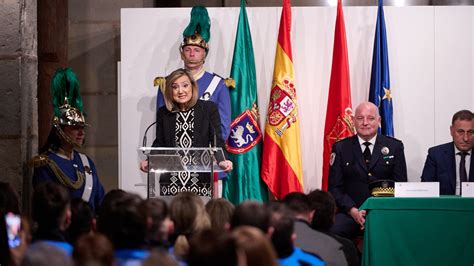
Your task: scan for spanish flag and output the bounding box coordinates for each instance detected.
[261,0,303,199]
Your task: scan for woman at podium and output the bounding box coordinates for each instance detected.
[141,68,232,197]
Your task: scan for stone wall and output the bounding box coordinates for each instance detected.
[0,0,37,210]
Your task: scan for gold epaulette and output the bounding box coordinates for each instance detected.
[224,78,235,89]
[154,76,166,88]
[29,154,49,168]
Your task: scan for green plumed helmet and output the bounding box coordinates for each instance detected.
[50,68,87,127]
[181,6,211,51]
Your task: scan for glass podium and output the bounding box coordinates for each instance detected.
[140,147,225,200]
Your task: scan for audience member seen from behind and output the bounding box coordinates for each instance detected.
[421,110,473,195]
[73,233,114,266]
[21,242,73,266]
[96,189,127,218]
[328,101,407,239]
[143,249,179,266]
[169,192,211,261]
[66,198,95,245]
[31,68,105,212]
[232,226,278,266]
[267,202,324,266]
[308,190,360,266]
[31,182,73,255]
[205,198,234,232]
[97,191,149,265]
[140,68,232,198]
[143,198,172,248]
[230,201,272,234]
[282,192,347,266]
[187,228,242,266]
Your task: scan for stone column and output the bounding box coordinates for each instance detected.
[0,0,37,212]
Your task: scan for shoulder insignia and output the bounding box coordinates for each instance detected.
[210,72,224,79]
[384,135,403,143]
[153,76,166,88]
[29,154,49,168]
[224,78,235,89]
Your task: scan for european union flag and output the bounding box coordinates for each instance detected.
[369,0,394,137]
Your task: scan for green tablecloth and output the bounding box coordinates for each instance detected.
[360,197,474,266]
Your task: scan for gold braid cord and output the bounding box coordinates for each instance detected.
[47,159,85,189]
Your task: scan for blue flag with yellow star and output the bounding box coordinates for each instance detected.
[369,0,394,137]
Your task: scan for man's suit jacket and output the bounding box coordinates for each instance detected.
[420,142,474,195]
[328,135,407,213]
[294,220,348,266]
[152,100,225,159]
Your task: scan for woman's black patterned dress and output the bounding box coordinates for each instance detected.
[159,109,212,197]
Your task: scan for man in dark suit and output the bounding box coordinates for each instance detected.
[328,102,407,239]
[420,110,473,195]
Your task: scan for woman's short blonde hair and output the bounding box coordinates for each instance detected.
[164,68,199,112]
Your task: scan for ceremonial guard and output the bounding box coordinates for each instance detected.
[31,68,105,212]
[155,6,232,140]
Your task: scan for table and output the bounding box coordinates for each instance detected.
[360,196,474,266]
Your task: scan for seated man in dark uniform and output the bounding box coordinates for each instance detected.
[328,102,407,239]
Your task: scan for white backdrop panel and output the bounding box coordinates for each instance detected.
[120,6,473,198]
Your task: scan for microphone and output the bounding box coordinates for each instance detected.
[209,124,217,151]
[142,120,158,148]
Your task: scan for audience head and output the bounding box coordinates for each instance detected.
[307,190,337,231]
[450,109,473,152]
[267,202,295,258]
[97,191,147,250]
[187,228,240,266]
[142,249,179,266]
[73,233,114,266]
[169,192,210,260]
[230,201,271,233]
[143,198,171,247]
[282,192,314,222]
[164,68,199,112]
[0,182,20,214]
[205,198,234,231]
[232,226,278,266]
[32,182,71,233]
[21,242,73,266]
[354,102,381,141]
[97,189,127,217]
[67,198,95,245]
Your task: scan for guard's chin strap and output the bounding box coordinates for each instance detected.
[53,122,82,149]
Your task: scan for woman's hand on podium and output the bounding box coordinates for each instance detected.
[140,160,148,173]
[219,160,233,172]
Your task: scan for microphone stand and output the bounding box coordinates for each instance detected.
[209,129,217,198]
[142,120,157,199]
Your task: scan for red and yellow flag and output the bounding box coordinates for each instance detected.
[261,0,303,199]
[322,0,355,191]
